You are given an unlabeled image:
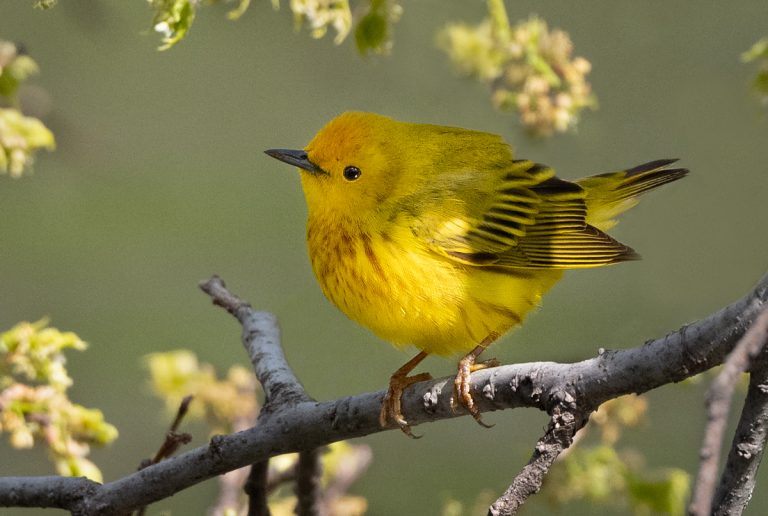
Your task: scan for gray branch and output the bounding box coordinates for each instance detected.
[712,310,768,515]
[488,406,589,515]
[0,476,100,510]
[0,273,766,515]
[689,307,768,516]
[295,448,322,516]
[243,462,270,516]
[199,276,309,405]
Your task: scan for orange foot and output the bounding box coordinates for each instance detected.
[452,342,500,428]
[379,351,431,438]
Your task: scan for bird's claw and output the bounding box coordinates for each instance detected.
[451,354,498,428]
[379,371,432,438]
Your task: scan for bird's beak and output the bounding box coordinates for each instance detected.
[265,148,325,175]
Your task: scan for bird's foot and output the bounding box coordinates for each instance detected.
[451,350,499,428]
[380,371,433,438]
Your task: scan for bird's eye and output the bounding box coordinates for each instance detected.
[343,166,362,181]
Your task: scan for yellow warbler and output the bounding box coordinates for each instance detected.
[266,111,686,436]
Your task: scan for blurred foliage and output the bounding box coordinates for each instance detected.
[290,0,353,45]
[544,395,690,516]
[147,350,370,514]
[148,0,401,54]
[354,0,401,55]
[32,0,57,8]
[0,320,118,482]
[438,0,595,137]
[438,396,688,515]
[146,349,259,434]
[149,0,198,50]
[742,37,768,105]
[0,40,55,177]
[441,489,495,516]
[268,441,370,516]
[148,0,595,134]
[0,41,38,101]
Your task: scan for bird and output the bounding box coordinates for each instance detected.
[265,111,687,437]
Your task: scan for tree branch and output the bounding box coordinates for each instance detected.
[211,411,262,516]
[488,405,589,515]
[712,310,768,515]
[243,461,270,516]
[689,307,768,515]
[199,275,310,406]
[0,272,766,514]
[0,476,100,511]
[295,448,322,516]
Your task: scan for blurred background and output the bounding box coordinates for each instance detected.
[1,1,767,514]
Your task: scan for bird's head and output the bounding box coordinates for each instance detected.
[266,112,407,220]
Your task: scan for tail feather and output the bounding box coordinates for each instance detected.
[577,159,688,231]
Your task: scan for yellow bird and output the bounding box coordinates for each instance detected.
[266,111,686,436]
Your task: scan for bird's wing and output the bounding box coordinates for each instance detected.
[410,160,637,269]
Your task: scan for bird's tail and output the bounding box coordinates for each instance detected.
[577,159,689,232]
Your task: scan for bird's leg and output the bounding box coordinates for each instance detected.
[380,351,432,438]
[452,333,500,428]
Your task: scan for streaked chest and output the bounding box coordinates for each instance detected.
[305,216,463,333]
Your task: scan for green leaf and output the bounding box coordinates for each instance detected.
[753,69,768,95]
[33,0,58,8]
[150,0,197,51]
[0,45,40,99]
[742,38,768,63]
[355,12,387,55]
[627,468,690,516]
[226,0,251,20]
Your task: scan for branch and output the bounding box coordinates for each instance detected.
[199,275,310,406]
[295,448,322,516]
[712,311,768,515]
[243,462,270,516]
[0,272,766,514]
[136,395,194,516]
[689,307,768,515]
[211,410,262,516]
[488,405,589,515]
[139,395,194,471]
[0,476,100,510]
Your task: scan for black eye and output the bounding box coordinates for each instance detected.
[343,166,362,181]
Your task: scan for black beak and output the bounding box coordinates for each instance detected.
[265,148,325,175]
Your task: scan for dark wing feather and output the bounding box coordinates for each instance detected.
[414,160,637,268]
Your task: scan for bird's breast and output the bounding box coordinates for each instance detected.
[305,215,561,356]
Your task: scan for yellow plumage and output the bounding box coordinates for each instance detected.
[266,111,686,433]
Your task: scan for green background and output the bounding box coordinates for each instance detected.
[2,1,767,514]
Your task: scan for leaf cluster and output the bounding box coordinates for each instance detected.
[0,40,54,177]
[0,320,118,482]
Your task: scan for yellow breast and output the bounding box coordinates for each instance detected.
[306,215,563,356]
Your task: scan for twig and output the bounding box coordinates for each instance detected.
[199,275,309,406]
[487,405,589,515]
[135,395,194,516]
[712,310,768,515]
[139,395,194,471]
[243,461,270,516]
[689,307,768,516]
[295,448,322,516]
[0,273,766,514]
